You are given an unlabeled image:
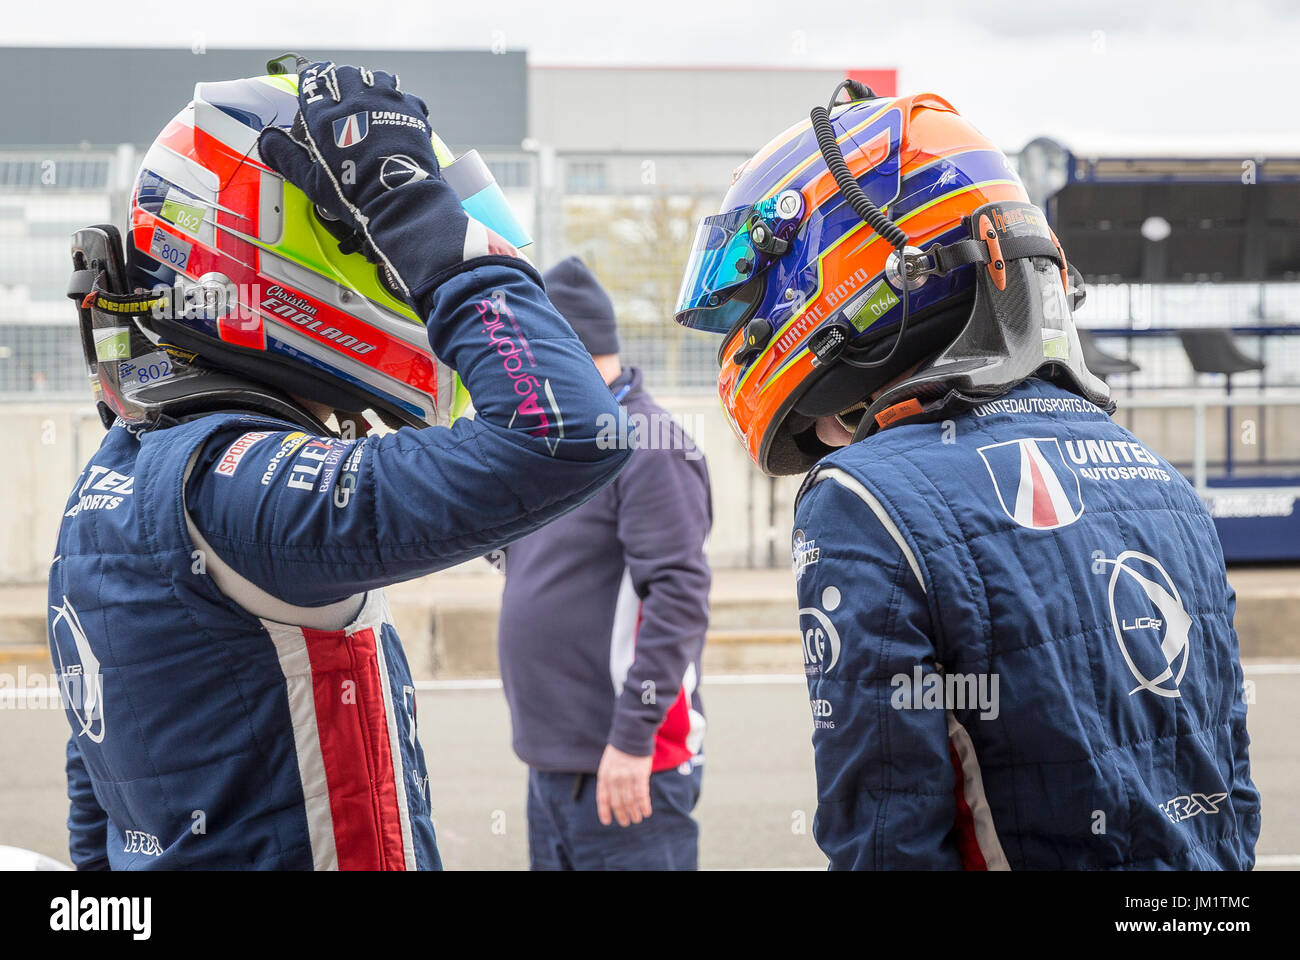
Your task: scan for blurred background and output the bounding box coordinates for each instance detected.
[1,1,1298,868]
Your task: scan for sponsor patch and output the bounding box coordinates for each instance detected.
[977,437,1085,530]
[64,465,135,518]
[368,110,427,133]
[332,439,367,508]
[972,396,1103,417]
[1098,551,1193,699]
[792,529,820,579]
[1160,792,1228,824]
[215,432,272,478]
[260,432,310,486]
[285,438,343,493]
[379,154,430,190]
[123,829,163,857]
[478,295,564,455]
[332,111,369,147]
[50,597,104,743]
[800,584,843,677]
[1064,438,1172,483]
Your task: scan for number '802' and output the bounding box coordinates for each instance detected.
[136,360,172,384]
[156,241,187,269]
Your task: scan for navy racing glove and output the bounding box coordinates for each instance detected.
[256,60,531,314]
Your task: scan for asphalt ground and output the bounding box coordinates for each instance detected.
[1,662,1296,870]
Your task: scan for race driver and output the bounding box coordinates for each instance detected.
[53,60,630,869]
[673,80,1260,869]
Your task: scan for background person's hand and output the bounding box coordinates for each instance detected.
[596,744,654,827]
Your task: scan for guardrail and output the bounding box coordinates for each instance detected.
[1116,390,1300,492]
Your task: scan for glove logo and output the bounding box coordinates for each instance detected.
[977,437,1084,530]
[379,154,430,191]
[50,597,106,744]
[332,112,369,148]
[1099,551,1193,698]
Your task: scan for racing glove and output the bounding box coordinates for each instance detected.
[256,60,530,315]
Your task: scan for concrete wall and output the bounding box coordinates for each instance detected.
[0,397,797,583]
[1,403,102,584]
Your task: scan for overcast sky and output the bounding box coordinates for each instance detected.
[5,0,1297,149]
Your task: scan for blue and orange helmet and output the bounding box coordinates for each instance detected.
[675,90,1039,474]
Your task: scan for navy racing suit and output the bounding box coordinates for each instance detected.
[793,378,1260,869]
[49,263,631,870]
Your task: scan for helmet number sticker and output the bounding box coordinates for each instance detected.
[160,189,205,235]
[93,326,132,361]
[148,227,191,273]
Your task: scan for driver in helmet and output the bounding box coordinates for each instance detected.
[53,60,631,870]
[674,82,1260,869]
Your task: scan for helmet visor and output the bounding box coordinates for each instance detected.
[674,206,766,333]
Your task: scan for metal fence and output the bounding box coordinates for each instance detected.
[0,150,121,399]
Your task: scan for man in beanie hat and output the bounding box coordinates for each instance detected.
[495,256,713,870]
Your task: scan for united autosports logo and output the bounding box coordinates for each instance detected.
[332,112,369,147]
[977,437,1084,530]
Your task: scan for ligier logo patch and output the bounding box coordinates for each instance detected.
[332,112,369,147]
[50,597,104,744]
[215,432,272,478]
[1098,551,1194,699]
[977,437,1084,530]
[379,154,430,190]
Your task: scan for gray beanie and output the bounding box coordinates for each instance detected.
[542,256,620,356]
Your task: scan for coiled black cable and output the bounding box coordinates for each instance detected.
[827,78,876,110]
[809,105,908,249]
[809,101,913,370]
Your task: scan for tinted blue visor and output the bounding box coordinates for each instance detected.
[674,206,765,333]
